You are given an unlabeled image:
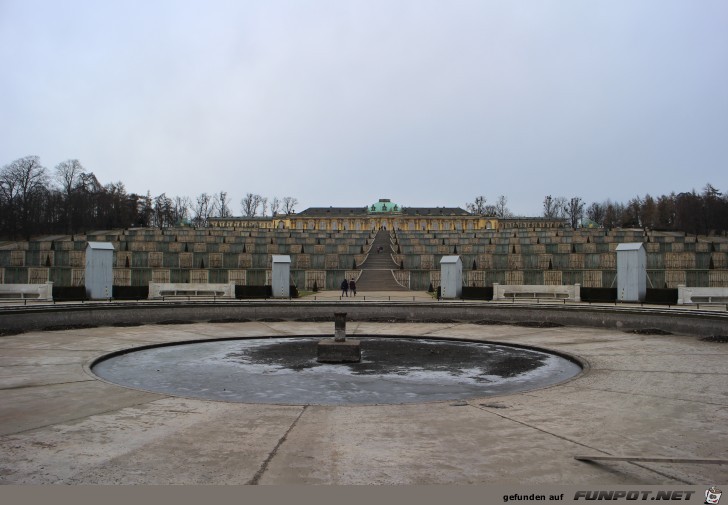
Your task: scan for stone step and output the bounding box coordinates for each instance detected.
[355,270,408,291]
[355,230,408,291]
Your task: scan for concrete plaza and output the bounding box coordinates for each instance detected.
[0,299,726,485]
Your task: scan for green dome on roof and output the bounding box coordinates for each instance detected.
[368,199,401,213]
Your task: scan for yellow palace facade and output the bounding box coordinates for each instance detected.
[208,199,564,232]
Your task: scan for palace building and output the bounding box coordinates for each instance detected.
[208,199,565,231]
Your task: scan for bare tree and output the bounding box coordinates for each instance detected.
[494,195,511,218]
[622,196,643,227]
[173,196,191,225]
[193,192,212,227]
[282,196,298,214]
[137,191,154,227]
[586,202,605,226]
[656,194,676,229]
[209,192,220,219]
[701,183,723,233]
[566,197,585,228]
[555,197,568,219]
[543,195,568,220]
[0,156,49,237]
[216,191,232,218]
[241,193,262,217]
[465,196,487,214]
[101,181,134,229]
[603,199,622,229]
[54,159,83,196]
[152,193,164,228]
[543,195,558,219]
[674,191,704,234]
[153,193,174,228]
[270,197,281,216]
[54,159,84,232]
[260,197,269,217]
[0,164,19,236]
[641,194,658,229]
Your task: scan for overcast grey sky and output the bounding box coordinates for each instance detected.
[1,0,726,216]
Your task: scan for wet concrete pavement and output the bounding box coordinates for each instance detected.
[0,319,726,484]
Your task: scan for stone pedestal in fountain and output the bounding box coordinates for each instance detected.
[317,312,361,363]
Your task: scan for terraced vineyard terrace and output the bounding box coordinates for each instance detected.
[0,225,727,292]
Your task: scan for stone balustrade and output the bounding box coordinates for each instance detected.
[0,282,53,301]
[148,282,236,299]
[493,283,581,302]
[677,285,728,304]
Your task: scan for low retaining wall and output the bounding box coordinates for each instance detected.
[0,282,53,301]
[678,285,728,304]
[1,299,726,337]
[493,283,581,302]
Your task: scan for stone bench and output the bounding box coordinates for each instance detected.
[0,282,54,302]
[148,282,236,300]
[677,285,728,305]
[493,283,581,302]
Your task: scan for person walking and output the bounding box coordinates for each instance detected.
[349,278,357,297]
[340,278,349,297]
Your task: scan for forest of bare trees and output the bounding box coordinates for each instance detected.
[467,185,728,236]
[0,156,297,239]
[539,186,728,235]
[3,155,726,240]
[466,195,512,218]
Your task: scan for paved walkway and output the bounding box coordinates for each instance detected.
[0,318,725,484]
[2,292,728,315]
[303,290,435,301]
[300,290,728,313]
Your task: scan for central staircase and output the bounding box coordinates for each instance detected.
[355,230,408,291]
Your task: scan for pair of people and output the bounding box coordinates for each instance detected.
[341,278,357,297]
